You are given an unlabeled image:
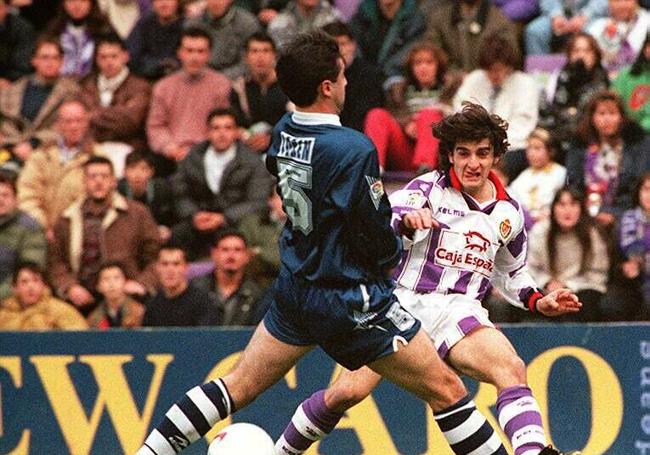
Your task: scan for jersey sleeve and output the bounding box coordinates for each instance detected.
[343,146,402,272]
[492,205,544,311]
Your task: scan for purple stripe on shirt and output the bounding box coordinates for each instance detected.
[438,341,450,358]
[412,222,449,292]
[507,229,526,258]
[476,277,492,301]
[450,271,473,294]
[457,315,483,336]
[508,263,526,278]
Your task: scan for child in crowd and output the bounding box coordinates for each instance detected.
[118,150,177,242]
[364,42,455,173]
[87,262,144,329]
[509,128,567,224]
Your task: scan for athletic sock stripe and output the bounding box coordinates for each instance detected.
[275,434,302,455]
[294,403,327,438]
[498,397,540,428]
[503,411,543,439]
[166,405,200,443]
[465,431,506,455]
[177,394,211,436]
[187,386,221,423]
[450,421,497,455]
[283,421,314,451]
[213,379,233,415]
[201,381,229,420]
[442,410,487,444]
[435,395,474,419]
[436,407,474,432]
[511,425,546,449]
[145,428,177,455]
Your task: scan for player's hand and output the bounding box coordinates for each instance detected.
[535,288,582,317]
[402,208,438,230]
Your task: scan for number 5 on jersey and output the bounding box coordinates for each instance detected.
[278,159,313,235]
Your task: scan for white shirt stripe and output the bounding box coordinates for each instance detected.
[214,379,232,416]
[467,431,505,455]
[144,429,175,455]
[166,404,200,443]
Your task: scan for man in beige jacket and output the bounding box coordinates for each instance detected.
[0,261,88,330]
[17,99,103,240]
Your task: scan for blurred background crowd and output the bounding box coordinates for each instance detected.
[0,0,648,330]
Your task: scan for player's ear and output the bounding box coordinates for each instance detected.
[448,152,454,164]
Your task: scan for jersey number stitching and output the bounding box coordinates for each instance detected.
[278,158,313,235]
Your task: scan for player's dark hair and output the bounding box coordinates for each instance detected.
[98,260,126,279]
[433,102,510,172]
[12,261,46,285]
[321,21,353,40]
[0,170,17,195]
[276,31,341,107]
[207,108,238,126]
[547,187,595,276]
[246,31,276,52]
[84,155,115,173]
[159,241,188,261]
[213,228,248,248]
[33,35,64,57]
[125,150,154,168]
[565,32,603,65]
[95,32,127,51]
[180,26,213,49]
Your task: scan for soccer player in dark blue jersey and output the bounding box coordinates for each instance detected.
[135,31,507,455]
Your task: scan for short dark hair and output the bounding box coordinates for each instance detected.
[206,108,238,126]
[12,261,45,285]
[159,241,188,261]
[84,155,115,173]
[125,150,154,168]
[276,31,341,107]
[98,261,126,278]
[321,21,353,40]
[34,35,64,57]
[246,31,276,52]
[95,32,127,51]
[180,26,213,49]
[0,170,17,195]
[433,102,510,172]
[213,228,248,248]
[478,33,520,70]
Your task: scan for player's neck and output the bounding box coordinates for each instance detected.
[466,180,496,204]
[295,100,338,115]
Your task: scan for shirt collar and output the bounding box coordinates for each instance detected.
[449,168,509,201]
[292,110,341,126]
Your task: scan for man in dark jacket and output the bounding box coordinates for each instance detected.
[171,108,272,260]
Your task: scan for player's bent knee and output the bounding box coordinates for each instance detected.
[326,380,371,411]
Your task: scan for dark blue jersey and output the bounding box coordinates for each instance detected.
[266,111,401,285]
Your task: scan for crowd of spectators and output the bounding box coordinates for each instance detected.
[0,0,648,329]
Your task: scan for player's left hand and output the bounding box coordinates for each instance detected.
[535,288,582,317]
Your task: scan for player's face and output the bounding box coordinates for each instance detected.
[156,249,188,290]
[63,0,91,20]
[0,182,17,217]
[13,269,46,307]
[411,49,438,88]
[553,191,582,231]
[152,0,179,20]
[96,43,129,79]
[592,100,623,140]
[208,115,239,152]
[178,36,211,75]
[97,267,126,301]
[84,163,116,201]
[525,137,551,170]
[211,236,249,274]
[639,179,650,213]
[449,138,496,197]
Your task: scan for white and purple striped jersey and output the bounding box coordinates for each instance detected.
[390,169,543,311]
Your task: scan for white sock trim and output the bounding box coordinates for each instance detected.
[293,404,326,440]
[144,429,176,455]
[187,386,220,425]
[511,425,547,450]
[435,400,476,420]
[443,409,486,445]
[166,404,200,443]
[498,396,542,428]
[214,379,232,416]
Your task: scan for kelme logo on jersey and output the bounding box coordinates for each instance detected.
[434,230,494,276]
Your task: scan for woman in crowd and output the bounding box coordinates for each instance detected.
[363,42,455,173]
[45,0,115,79]
[528,187,610,322]
[509,128,567,225]
[565,90,650,228]
[538,32,610,160]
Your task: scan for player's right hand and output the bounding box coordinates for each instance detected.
[402,208,439,230]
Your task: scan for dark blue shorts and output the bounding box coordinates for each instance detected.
[263,268,421,370]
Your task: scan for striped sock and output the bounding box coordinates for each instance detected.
[434,395,508,455]
[136,379,234,455]
[275,390,344,455]
[496,385,547,455]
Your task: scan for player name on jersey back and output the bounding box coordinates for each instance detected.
[278,132,315,164]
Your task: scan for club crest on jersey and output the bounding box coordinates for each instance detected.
[406,191,427,207]
[366,176,384,210]
[499,219,512,240]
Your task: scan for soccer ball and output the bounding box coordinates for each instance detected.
[207,422,275,455]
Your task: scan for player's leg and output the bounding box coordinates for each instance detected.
[368,329,507,455]
[447,327,557,455]
[136,322,312,455]
[275,367,382,455]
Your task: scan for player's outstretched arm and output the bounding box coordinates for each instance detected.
[535,289,582,317]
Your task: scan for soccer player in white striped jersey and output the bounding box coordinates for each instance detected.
[275,103,583,455]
